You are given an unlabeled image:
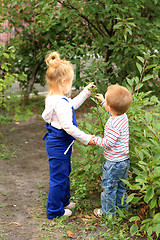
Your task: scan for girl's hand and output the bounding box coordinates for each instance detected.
[95,94,105,103]
[85,82,96,92]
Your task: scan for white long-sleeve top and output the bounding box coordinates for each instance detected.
[42,88,92,145]
[93,113,129,162]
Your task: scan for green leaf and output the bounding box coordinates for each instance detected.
[150,140,160,150]
[146,64,157,70]
[84,164,91,171]
[153,167,160,175]
[144,186,155,203]
[126,77,133,87]
[134,76,139,84]
[138,160,148,166]
[126,193,135,203]
[3,52,9,59]
[135,83,143,91]
[137,56,144,64]
[127,27,132,36]
[154,152,160,161]
[149,196,157,209]
[132,167,141,176]
[136,63,142,74]
[145,112,152,122]
[147,226,153,236]
[142,74,153,82]
[150,96,158,103]
[150,174,160,181]
[136,175,145,184]
[138,150,144,160]
[113,22,123,30]
[130,224,138,236]
[129,216,140,222]
[153,213,160,223]
[132,196,143,204]
[122,179,133,188]
[142,218,152,224]
[154,224,160,238]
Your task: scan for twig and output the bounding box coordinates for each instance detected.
[136,56,149,96]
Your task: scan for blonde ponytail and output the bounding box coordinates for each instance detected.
[45,51,74,92]
[45,52,60,68]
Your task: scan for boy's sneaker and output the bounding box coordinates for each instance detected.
[63,209,72,217]
[64,202,76,210]
[94,208,103,217]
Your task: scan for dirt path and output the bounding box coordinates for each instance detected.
[0,118,62,239]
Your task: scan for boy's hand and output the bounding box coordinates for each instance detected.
[85,82,96,92]
[95,94,105,103]
[88,135,96,145]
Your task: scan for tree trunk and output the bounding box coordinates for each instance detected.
[23,60,44,105]
[104,47,113,77]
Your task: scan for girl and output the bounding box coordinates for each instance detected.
[42,51,95,219]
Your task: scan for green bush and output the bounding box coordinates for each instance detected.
[72,58,160,238]
[123,91,160,238]
[0,45,27,109]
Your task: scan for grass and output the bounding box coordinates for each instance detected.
[37,172,145,240]
[0,92,95,124]
[0,95,45,124]
[37,204,137,240]
[0,144,16,160]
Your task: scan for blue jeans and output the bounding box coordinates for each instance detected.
[101,159,130,215]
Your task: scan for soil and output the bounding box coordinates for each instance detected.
[0,118,51,240]
[0,110,104,240]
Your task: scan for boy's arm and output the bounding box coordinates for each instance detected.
[95,94,109,112]
[95,93,105,103]
[93,127,120,148]
[88,135,96,145]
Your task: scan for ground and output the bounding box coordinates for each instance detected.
[0,110,108,240]
[0,118,50,239]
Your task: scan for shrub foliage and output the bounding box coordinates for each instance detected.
[72,58,160,238]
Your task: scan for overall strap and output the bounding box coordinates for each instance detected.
[62,97,77,127]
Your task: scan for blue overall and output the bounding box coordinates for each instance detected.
[43,98,77,219]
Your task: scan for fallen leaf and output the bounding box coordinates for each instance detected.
[70,216,76,219]
[50,221,55,226]
[11,222,21,226]
[15,122,20,124]
[67,230,77,238]
[84,215,91,219]
[82,218,89,224]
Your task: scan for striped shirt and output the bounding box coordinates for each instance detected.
[42,88,92,145]
[93,113,129,162]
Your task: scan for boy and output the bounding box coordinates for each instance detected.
[93,85,132,216]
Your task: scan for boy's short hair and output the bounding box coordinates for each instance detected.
[106,85,132,114]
